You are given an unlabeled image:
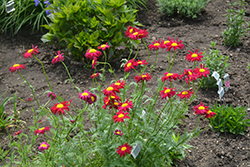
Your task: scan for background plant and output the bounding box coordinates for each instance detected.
[0,0,51,35]
[42,0,141,63]
[209,102,250,135]
[126,0,147,9]
[157,0,209,18]
[199,41,229,88]
[222,0,250,47]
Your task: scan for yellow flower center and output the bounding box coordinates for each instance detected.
[199,69,205,73]
[166,73,173,76]
[121,147,127,151]
[107,87,113,91]
[198,106,205,110]
[164,89,171,93]
[117,131,120,134]
[56,104,64,108]
[142,75,147,78]
[118,114,124,118]
[41,144,47,148]
[111,96,115,99]
[154,43,160,46]
[188,71,192,75]
[133,32,138,35]
[54,55,58,58]
[89,49,97,53]
[101,44,106,48]
[114,102,118,105]
[82,92,88,96]
[39,127,45,131]
[182,91,188,95]
[171,43,178,46]
[122,103,128,107]
[127,62,132,67]
[138,61,142,64]
[115,83,120,86]
[28,49,33,53]
[191,54,198,58]
[207,110,212,114]
[13,64,20,67]
[91,96,95,102]
[129,29,133,33]
[164,40,169,44]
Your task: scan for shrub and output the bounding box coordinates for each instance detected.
[41,0,141,62]
[222,0,250,47]
[0,0,51,35]
[209,102,250,135]
[157,0,209,18]
[126,0,147,9]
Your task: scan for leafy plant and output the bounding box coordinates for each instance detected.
[0,0,51,35]
[126,0,147,9]
[199,41,229,88]
[222,0,250,47]
[209,102,250,135]
[157,0,209,18]
[42,0,141,62]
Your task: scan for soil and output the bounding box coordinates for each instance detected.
[0,0,250,166]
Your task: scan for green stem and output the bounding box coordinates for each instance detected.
[98,61,117,81]
[142,38,150,62]
[167,51,171,71]
[133,42,140,60]
[150,50,158,73]
[169,51,176,72]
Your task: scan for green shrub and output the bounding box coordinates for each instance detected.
[209,102,250,135]
[157,0,209,18]
[126,0,147,9]
[0,0,50,35]
[198,41,229,88]
[41,0,141,62]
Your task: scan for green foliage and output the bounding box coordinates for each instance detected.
[199,41,229,88]
[0,0,50,35]
[0,91,14,131]
[209,102,250,135]
[42,0,141,62]
[126,0,147,9]
[222,0,250,47]
[157,0,209,18]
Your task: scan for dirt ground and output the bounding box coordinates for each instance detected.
[0,0,250,166]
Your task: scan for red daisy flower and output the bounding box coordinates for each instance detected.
[50,101,70,115]
[113,111,130,123]
[186,48,204,62]
[27,98,33,102]
[70,120,75,123]
[90,73,99,79]
[149,39,163,50]
[124,59,136,72]
[92,58,98,69]
[97,42,110,50]
[13,130,22,136]
[114,129,124,136]
[177,90,194,99]
[113,79,126,90]
[23,45,39,59]
[160,87,176,99]
[52,50,64,65]
[39,142,50,151]
[34,126,50,135]
[134,73,152,83]
[9,64,26,73]
[88,93,97,104]
[160,36,170,48]
[166,38,184,51]
[79,90,91,102]
[161,72,180,82]
[194,64,210,78]
[181,69,198,83]
[116,143,132,157]
[129,31,140,40]
[102,93,121,109]
[118,99,133,112]
[138,29,148,39]
[193,102,209,115]
[205,110,216,118]
[135,59,147,66]
[47,92,57,100]
[103,85,120,96]
[85,49,102,60]
[125,26,138,37]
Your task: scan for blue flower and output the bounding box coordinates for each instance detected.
[44,0,50,5]
[34,0,40,6]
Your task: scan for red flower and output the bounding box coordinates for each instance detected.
[177,90,193,99]
[113,79,126,90]
[27,98,33,102]
[114,129,124,136]
[39,142,50,151]
[52,50,64,65]
[89,93,97,104]
[113,111,130,123]
[194,64,210,78]
[103,85,120,96]
[97,42,110,50]
[166,38,184,51]
[181,69,197,83]
[90,73,99,79]
[116,143,132,157]
[149,39,163,50]
[135,59,147,66]
[186,48,203,62]
[160,87,176,99]
[9,64,26,73]
[23,45,39,59]
[118,99,133,112]
[125,26,138,38]
[13,130,22,136]
[70,120,75,123]
[102,93,121,109]
[193,102,209,115]
[160,36,170,48]
[35,126,50,135]
[85,49,102,60]
[205,110,216,118]
[161,72,180,82]
[50,101,70,115]
[48,92,57,100]
[134,73,152,83]
[92,58,98,69]
[124,59,136,72]
[138,29,148,39]
[129,31,140,40]
[79,90,97,104]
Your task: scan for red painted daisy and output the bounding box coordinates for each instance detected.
[125,26,138,38]
[103,85,120,96]
[90,73,99,79]
[134,73,152,83]
[177,90,194,99]
[116,143,132,157]
[79,90,91,102]
[160,87,176,99]
[205,110,216,118]
[38,142,50,151]
[194,64,210,78]
[50,101,70,115]
[85,49,102,60]
[149,39,163,50]
[118,99,133,112]
[52,50,64,65]
[88,93,97,104]
[47,92,57,100]
[13,130,22,136]
[166,38,184,51]
[114,129,124,136]
[193,102,209,115]
[9,64,25,73]
[113,79,126,90]
[135,59,147,66]
[160,36,170,48]
[113,111,130,123]
[23,45,39,59]
[34,126,50,135]
[138,29,148,39]
[70,120,75,123]
[97,42,110,51]
[92,58,98,69]
[27,98,33,102]
[186,48,204,62]
[161,72,180,82]
[181,69,197,83]
[124,59,136,72]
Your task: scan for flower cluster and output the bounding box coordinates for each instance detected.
[125,26,148,40]
[35,126,50,135]
[148,37,184,51]
[79,90,97,105]
[193,102,216,118]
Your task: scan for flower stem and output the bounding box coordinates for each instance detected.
[169,51,176,72]
[142,39,150,62]
[150,50,158,74]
